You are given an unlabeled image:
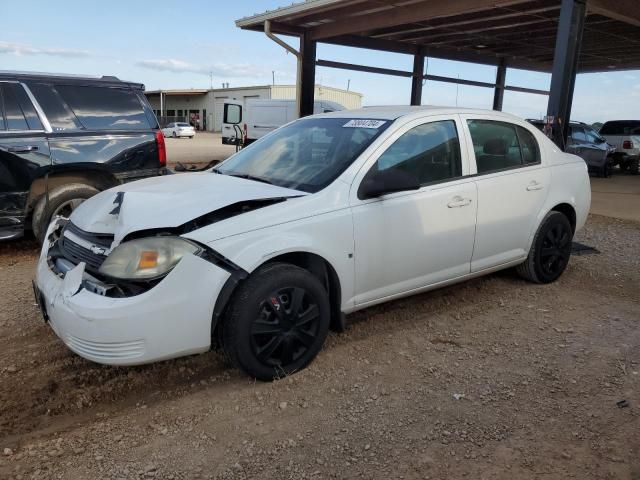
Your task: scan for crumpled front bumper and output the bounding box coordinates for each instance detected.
[34,222,230,366]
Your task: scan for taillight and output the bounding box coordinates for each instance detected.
[623,140,634,149]
[155,130,167,167]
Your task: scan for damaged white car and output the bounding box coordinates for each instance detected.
[35,107,591,380]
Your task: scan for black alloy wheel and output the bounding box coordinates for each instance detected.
[251,287,321,367]
[538,221,572,280]
[222,263,330,380]
[517,211,573,284]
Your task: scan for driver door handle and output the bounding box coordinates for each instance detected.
[526,181,544,191]
[7,145,39,153]
[447,196,472,208]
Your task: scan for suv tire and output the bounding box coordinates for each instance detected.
[32,183,98,243]
[629,157,639,175]
[222,263,330,381]
[517,211,573,284]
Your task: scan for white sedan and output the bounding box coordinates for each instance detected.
[162,122,195,138]
[35,107,590,380]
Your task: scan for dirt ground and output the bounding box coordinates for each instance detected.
[0,213,639,480]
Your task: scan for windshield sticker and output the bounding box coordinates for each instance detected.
[343,119,387,129]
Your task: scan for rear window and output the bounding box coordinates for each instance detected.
[600,121,640,135]
[55,85,151,130]
[176,123,190,127]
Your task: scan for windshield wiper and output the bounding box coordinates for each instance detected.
[226,173,274,185]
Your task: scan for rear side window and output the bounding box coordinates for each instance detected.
[27,83,81,131]
[467,120,541,173]
[376,120,462,185]
[55,85,150,130]
[600,121,640,135]
[516,126,541,164]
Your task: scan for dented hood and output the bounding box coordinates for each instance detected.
[70,172,307,244]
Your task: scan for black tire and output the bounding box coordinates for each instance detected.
[32,183,98,243]
[172,131,177,138]
[517,211,573,284]
[601,161,611,178]
[221,263,330,381]
[629,157,640,175]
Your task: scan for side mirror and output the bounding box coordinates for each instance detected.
[223,104,242,125]
[358,168,420,200]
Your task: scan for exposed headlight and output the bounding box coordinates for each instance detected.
[98,237,201,280]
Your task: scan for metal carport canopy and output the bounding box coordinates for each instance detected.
[236,0,640,146]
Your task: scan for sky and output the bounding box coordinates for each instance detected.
[1,0,639,124]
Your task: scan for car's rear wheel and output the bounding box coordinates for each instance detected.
[32,183,98,243]
[629,157,640,175]
[172,131,177,138]
[221,263,330,381]
[517,211,573,284]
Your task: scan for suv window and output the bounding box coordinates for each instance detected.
[27,83,81,131]
[1,83,29,131]
[600,121,640,135]
[571,126,587,142]
[55,85,150,130]
[375,120,462,185]
[467,120,533,173]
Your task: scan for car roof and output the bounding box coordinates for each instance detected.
[314,105,529,123]
[0,70,144,90]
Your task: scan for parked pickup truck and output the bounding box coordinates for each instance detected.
[221,99,344,146]
[0,71,166,242]
[599,120,640,174]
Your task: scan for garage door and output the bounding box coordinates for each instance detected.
[214,98,227,132]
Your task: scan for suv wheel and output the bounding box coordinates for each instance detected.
[517,211,573,284]
[32,183,98,243]
[222,263,330,381]
[629,157,639,175]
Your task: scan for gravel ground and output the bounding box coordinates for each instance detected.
[0,214,638,480]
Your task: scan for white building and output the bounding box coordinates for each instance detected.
[145,84,363,132]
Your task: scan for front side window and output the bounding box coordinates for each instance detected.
[216,118,389,193]
[373,120,462,185]
[467,120,539,174]
[1,83,29,131]
[55,85,150,130]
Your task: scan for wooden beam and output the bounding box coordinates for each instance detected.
[588,0,640,28]
[309,0,532,40]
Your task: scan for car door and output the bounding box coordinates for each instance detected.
[567,126,590,163]
[350,115,477,306]
[0,82,51,239]
[461,116,550,272]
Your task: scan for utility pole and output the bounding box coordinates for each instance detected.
[347,79,350,91]
[209,72,213,89]
[272,71,275,86]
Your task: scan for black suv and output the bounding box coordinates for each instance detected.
[0,72,166,242]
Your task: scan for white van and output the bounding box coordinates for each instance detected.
[222,99,345,145]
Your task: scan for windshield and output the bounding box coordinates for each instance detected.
[177,123,191,127]
[215,117,390,193]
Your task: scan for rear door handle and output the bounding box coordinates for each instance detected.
[447,196,472,208]
[7,145,39,153]
[526,181,544,191]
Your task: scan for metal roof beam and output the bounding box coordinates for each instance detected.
[309,0,533,40]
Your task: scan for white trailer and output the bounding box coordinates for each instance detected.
[222,99,345,145]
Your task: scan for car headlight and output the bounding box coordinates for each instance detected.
[98,237,201,280]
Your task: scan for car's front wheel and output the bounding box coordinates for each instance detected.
[32,183,98,243]
[517,211,573,284]
[222,263,330,381]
